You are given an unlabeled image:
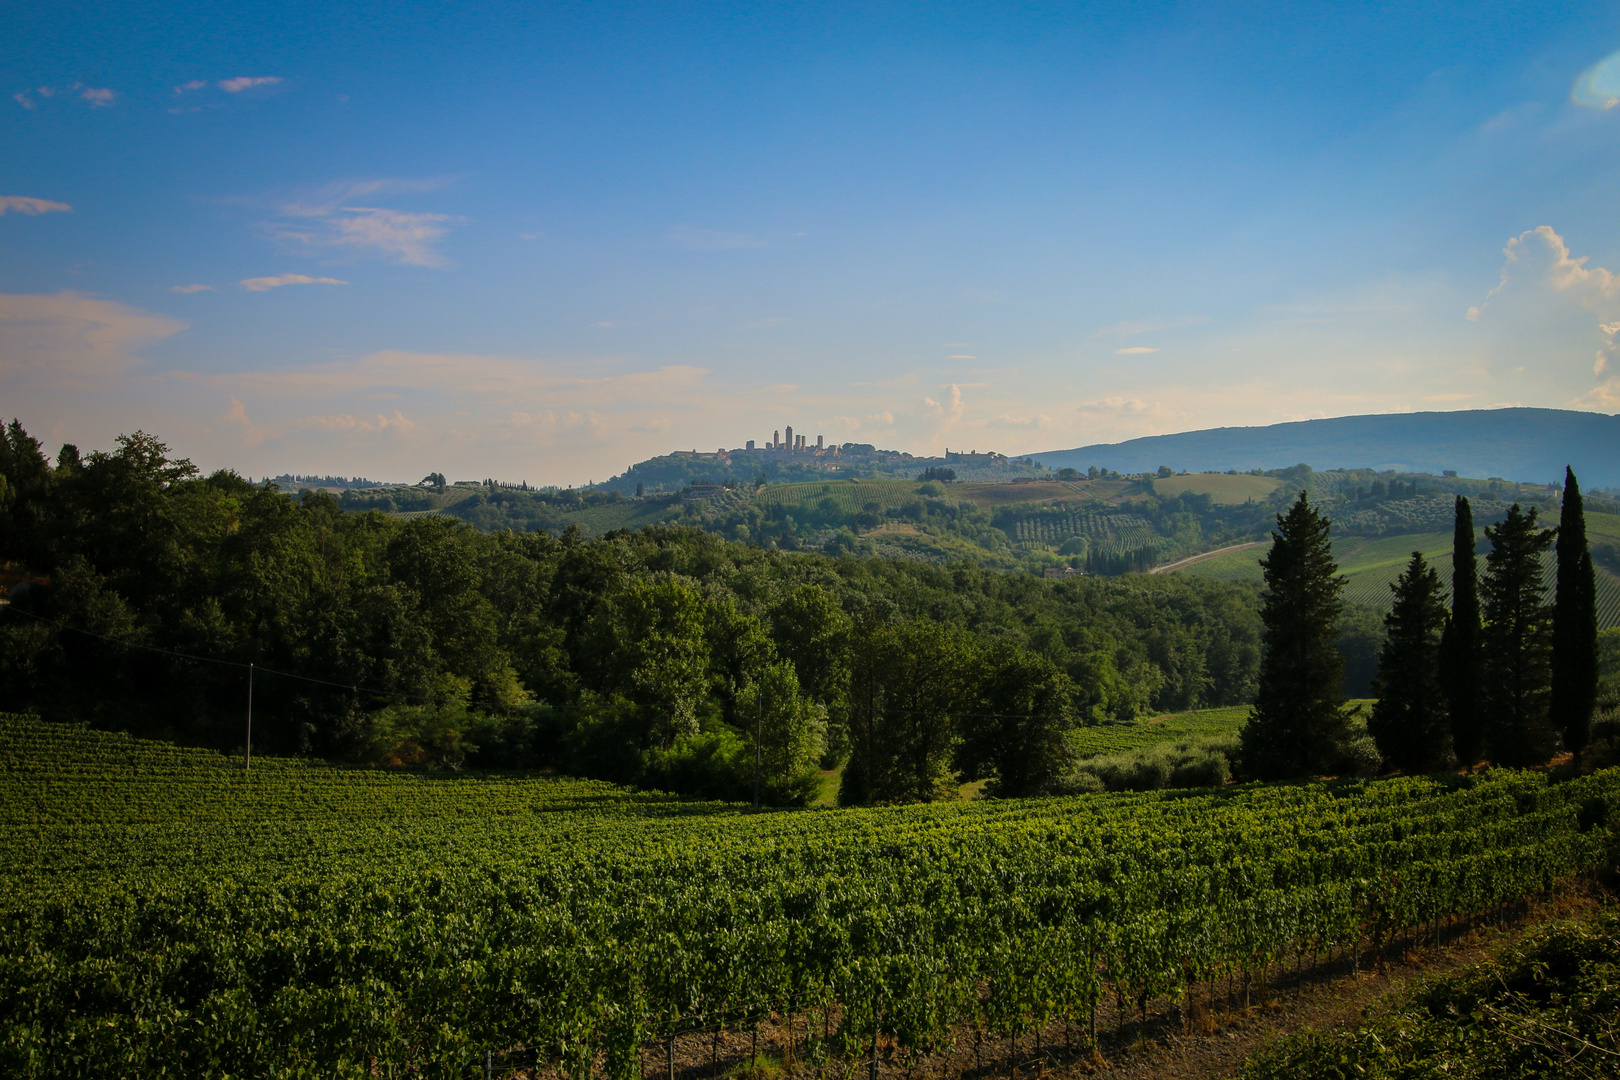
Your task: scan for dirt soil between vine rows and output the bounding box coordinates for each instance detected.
[510,890,1603,1080]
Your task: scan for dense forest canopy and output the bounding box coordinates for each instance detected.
[0,422,1267,803]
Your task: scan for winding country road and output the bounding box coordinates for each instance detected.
[1149,540,1266,574]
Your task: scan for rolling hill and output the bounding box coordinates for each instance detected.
[1173,524,1620,629]
[1032,408,1620,488]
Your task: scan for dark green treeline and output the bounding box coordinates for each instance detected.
[1358,477,1599,776]
[0,422,1262,804]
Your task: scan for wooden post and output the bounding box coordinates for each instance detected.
[245,662,254,770]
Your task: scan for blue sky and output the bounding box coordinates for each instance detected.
[5,1,1620,484]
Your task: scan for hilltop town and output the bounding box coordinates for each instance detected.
[600,428,1033,493]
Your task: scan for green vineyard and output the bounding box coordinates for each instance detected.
[4,714,1618,1078]
[1008,509,1158,554]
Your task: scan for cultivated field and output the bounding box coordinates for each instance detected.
[6,712,1618,1078]
[1150,472,1284,504]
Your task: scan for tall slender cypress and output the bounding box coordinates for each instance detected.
[1551,467,1599,766]
[1239,492,1354,779]
[1369,552,1452,773]
[1480,504,1558,768]
[1438,497,1483,769]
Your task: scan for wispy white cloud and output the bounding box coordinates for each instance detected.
[665,226,769,251]
[219,76,281,93]
[174,80,207,95]
[946,354,977,360]
[0,196,71,216]
[1573,50,1620,109]
[1115,346,1158,355]
[13,92,35,110]
[300,411,417,435]
[169,284,214,294]
[260,181,461,267]
[0,291,185,387]
[79,87,114,107]
[220,397,276,448]
[238,274,348,292]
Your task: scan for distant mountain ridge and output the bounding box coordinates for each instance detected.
[1031,408,1620,488]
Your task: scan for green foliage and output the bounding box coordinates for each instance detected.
[1441,496,1485,767]
[1239,908,1620,1080]
[958,644,1079,797]
[1060,735,1235,793]
[1553,468,1600,763]
[0,420,1269,806]
[1481,504,1559,768]
[5,712,1620,1079]
[736,661,826,805]
[1370,552,1453,773]
[1241,492,1358,779]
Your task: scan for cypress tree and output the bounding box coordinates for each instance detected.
[1438,496,1482,769]
[1239,491,1354,779]
[1479,503,1558,768]
[1369,552,1452,773]
[1551,466,1599,766]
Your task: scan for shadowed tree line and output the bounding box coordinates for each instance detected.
[0,421,1269,805]
[1240,472,1601,780]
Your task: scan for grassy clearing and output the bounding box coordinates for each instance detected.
[1152,473,1284,504]
[1588,510,1620,544]
[1071,704,1254,758]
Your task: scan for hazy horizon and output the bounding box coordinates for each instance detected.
[7,2,1620,485]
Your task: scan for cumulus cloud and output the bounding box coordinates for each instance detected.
[1468,225,1620,397]
[923,384,966,427]
[79,87,114,106]
[220,76,282,93]
[174,80,207,95]
[13,92,35,110]
[0,196,71,216]
[169,284,214,294]
[238,274,348,291]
